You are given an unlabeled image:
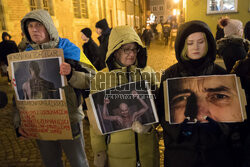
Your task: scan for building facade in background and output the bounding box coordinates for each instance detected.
[0,0,147,48]
[149,0,184,24]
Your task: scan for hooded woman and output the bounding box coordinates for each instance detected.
[15,9,96,167]
[90,25,159,167]
[157,20,244,167]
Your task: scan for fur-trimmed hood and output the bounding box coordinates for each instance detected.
[217,35,249,52]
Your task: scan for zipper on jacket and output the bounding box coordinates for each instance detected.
[135,132,141,167]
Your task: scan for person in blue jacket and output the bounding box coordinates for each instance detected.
[14,9,96,167]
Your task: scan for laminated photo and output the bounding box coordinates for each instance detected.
[7,49,72,140]
[88,80,158,135]
[163,74,247,124]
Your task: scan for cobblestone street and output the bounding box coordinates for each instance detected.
[0,40,177,167]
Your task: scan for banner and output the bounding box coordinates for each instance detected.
[8,49,72,140]
[163,74,247,124]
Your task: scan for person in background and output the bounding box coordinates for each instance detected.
[163,24,171,46]
[156,23,163,41]
[81,28,102,71]
[244,21,250,41]
[142,25,153,49]
[215,24,224,41]
[0,90,8,108]
[158,20,246,167]
[15,9,95,167]
[217,17,249,73]
[90,25,159,167]
[18,32,29,52]
[95,18,111,70]
[0,32,19,83]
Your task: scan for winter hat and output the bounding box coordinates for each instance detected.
[81,28,92,38]
[2,32,11,40]
[219,18,243,37]
[95,19,109,31]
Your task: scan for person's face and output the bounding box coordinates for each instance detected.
[81,32,89,42]
[115,43,138,67]
[170,76,242,123]
[96,28,102,36]
[4,36,10,40]
[27,21,50,44]
[119,103,129,118]
[186,32,206,60]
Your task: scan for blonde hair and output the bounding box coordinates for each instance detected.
[181,32,208,60]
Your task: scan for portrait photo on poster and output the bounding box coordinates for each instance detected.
[166,74,245,124]
[11,57,63,100]
[89,80,158,134]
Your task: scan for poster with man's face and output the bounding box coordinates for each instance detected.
[164,75,246,124]
[88,80,158,135]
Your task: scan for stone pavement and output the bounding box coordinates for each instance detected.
[0,40,224,167]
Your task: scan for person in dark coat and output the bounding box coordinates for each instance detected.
[244,21,250,41]
[95,18,111,70]
[215,24,224,41]
[217,18,249,73]
[81,28,102,70]
[0,32,19,82]
[0,90,8,108]
[231,50,250,166]
[141,25,153,48]
[158,20,245,167]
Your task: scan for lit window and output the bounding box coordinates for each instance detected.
[30,0,54,16]
[73,0,88,19]
[153,6,157,11]
[30,0,37,11]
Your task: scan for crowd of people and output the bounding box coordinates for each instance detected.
[0,9,249,167]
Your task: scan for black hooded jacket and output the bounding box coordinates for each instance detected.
[161,20,226,81]
[157,21,244,167]
[96,22,111,70]
[0,32,19,65]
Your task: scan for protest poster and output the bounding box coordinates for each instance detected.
[86,80,158,135]
[7,49,72,140]
[163,74,247,124]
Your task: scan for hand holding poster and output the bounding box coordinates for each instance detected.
[8,49,72,140]
[87,80,158,135]
[163,74,247,124]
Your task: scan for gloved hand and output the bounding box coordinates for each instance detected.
[94,151,107,167]
[132,121,152,134]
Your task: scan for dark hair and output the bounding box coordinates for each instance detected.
[25,19,41,28]
[80,28,92,38]
[29,61,40,76]
[244,21,250,41]
[2,32,11,41]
